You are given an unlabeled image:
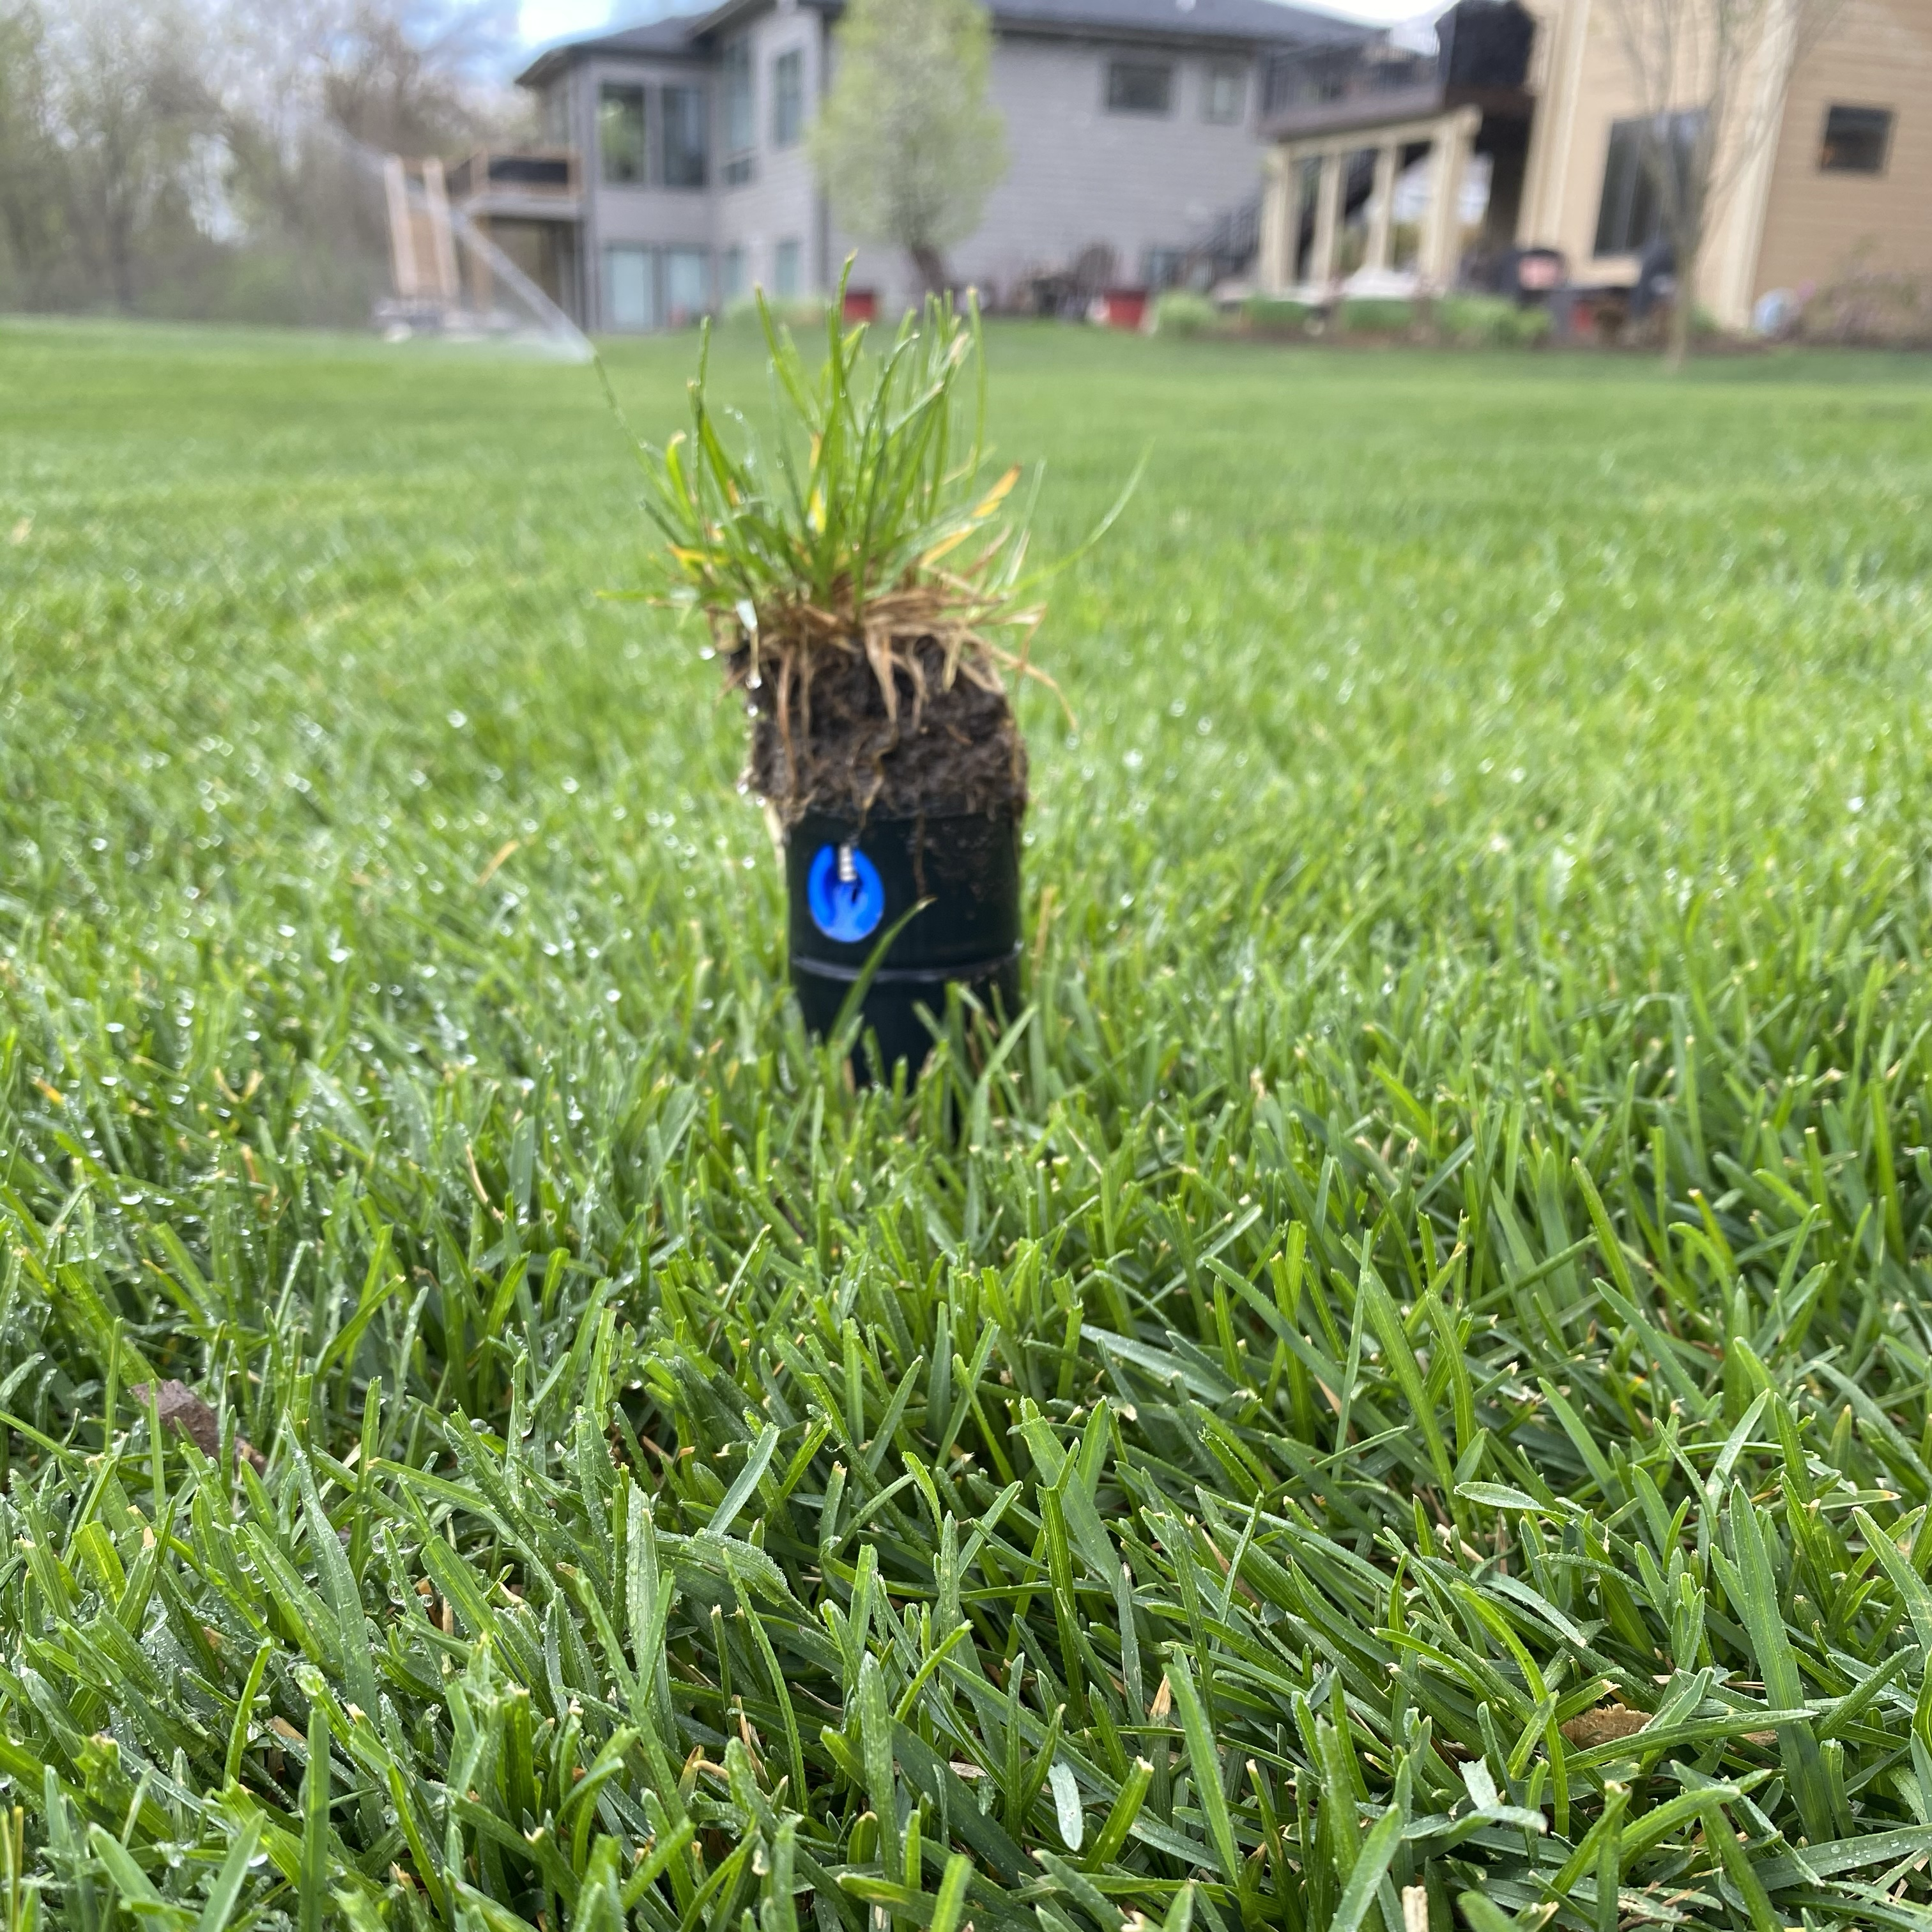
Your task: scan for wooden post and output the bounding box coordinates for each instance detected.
[383,155,420,299]
[1365,144,1397,275]
[1311,150,1343,290]
[1419,109,1479,291]
[1259,149,1292,293]
[422,157,461,304]
[471,213,495,315]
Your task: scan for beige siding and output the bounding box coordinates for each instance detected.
[1752,0,1932,300]
[1517,1,1701,284]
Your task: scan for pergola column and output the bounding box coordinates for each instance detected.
[1310,151,1343,289]
[1365,144,1398,275]
[1418,107,1480,291]
[1259,149,1292,294]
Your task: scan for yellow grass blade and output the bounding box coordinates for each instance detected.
[970,466,1022,522]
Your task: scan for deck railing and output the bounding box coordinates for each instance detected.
[444,149,579,203]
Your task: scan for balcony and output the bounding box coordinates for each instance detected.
[444,148,582,220]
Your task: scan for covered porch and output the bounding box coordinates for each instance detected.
[1257,104,1482,298]
[1254,0,1537,300]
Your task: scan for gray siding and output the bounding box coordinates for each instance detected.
[556,3,1280,326]
[841,37,1266,310]
[572,54,716,329]
[713,6,831,300]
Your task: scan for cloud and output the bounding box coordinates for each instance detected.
[518,0,610,46]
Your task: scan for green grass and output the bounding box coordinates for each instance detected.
[4,319,1932,1932]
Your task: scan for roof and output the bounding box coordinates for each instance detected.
[516,0,1363,84]
[987,0,1365,44]
[517,15,709,86]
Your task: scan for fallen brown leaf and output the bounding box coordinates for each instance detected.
[132,1380,267,1473]
[1560,1705,1651,1749]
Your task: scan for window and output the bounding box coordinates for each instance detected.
[662,84,708,187]
[1107,60,1174,114]
[1592,111,1704,256]
[721,246,746,303]
[605,246,657,330]
[599,84,648,185]
[1144,248,1186,288]
[774,238,802,298]
[1203,64,1244,124]
[665,248,710,324]
[773,48,805,148]
[541,84,571,146]
[1820,103,1892,172]
[724,37,755,184]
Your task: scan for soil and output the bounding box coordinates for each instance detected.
[737,635,1029,825]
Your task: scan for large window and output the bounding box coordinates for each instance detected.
[666,248,710,324]
[605,247,657,330]
[774,238,802,298]
[772,48,805,148]
[721,246,746,304]
[599,85,648,185]
[663,84,708,187]
[1203,63,1245,124]
[1592,111,1703,256]
[1107,60,1174,114]
[723,38,755,184]
[1819,103,1893,172]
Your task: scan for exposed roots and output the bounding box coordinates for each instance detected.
[719,579,1051,825]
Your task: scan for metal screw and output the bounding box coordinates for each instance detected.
[837,843,857,884]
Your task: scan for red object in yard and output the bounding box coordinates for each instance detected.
[843,287,878,323]
[1100,287,1148,330]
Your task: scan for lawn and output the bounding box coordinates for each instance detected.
[4,318,1932,1932]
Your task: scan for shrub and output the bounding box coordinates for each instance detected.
[719,294,829,332]
[1437,294,1552,348]
[1241,293,1314,335]
[1336,296,1415,336]
[1151,289,1218,338]
[1800,257,1932,346]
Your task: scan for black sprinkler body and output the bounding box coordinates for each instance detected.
[786,807,1022,1077]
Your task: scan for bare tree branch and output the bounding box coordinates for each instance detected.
[1602,0,1843,363]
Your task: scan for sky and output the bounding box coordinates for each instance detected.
[514,0,1420,50]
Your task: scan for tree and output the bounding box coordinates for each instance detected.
[0,1,69,307]
[1604,0,1842,365]
[321,0,522,157]
[810,0,1007,298]
[39,0,215,310]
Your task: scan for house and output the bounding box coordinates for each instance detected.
[491,0,1364,330]
[1254,0,1932,328]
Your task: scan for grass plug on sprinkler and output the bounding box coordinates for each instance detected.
[621,264,1132,1077]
